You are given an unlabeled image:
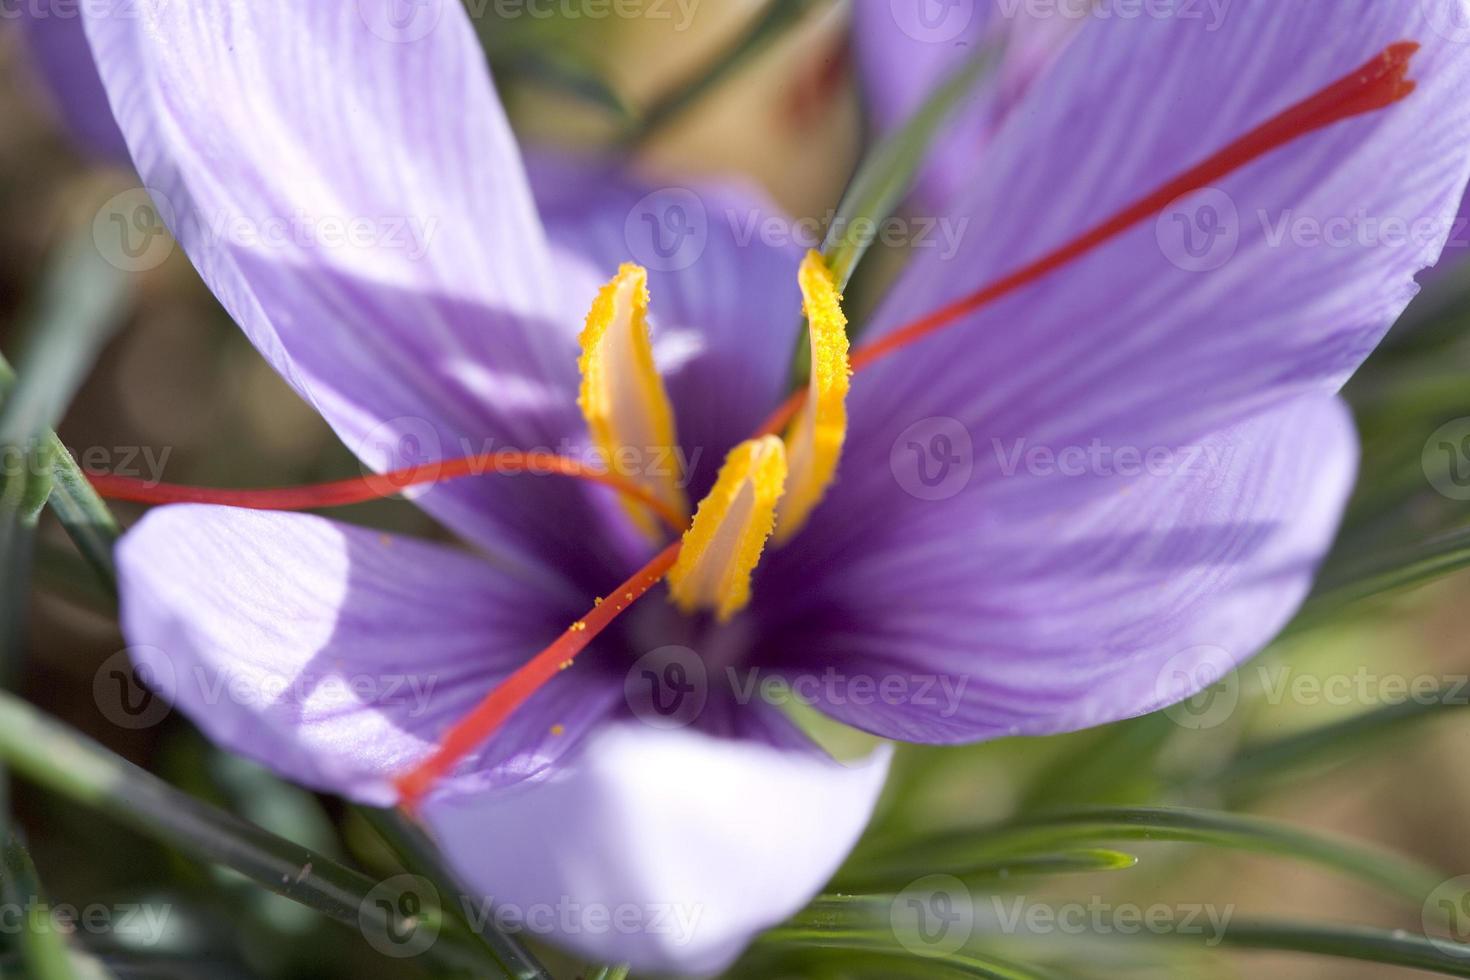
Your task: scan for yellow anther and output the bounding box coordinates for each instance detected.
[578,264,690,538]
[775,251,850,542]
[668,436,788,622]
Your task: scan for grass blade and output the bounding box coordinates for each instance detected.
[0,691,505,975]
[619,0,825,145]
[857,806,1442,905]
[1212,920,1470,977]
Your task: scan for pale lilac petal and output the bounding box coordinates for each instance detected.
[13,4,128,161]
[849,1,1470,524]
[755,396,1356,741]
[853,0,1080,208]
[530,156,805,496]
[80,1,614,582]
[424,723,891,974]
[117,506,620,804]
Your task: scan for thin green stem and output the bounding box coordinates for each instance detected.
[619,0,825,145]
[2,834,81,980]
[0,691,503,975]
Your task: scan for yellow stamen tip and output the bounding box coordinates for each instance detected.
[668,435,788,623]
[775,251,850,543]
[578,263,690,537]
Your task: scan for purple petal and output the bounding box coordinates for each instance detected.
[117,505,621,804]
[755,395,1356,741]
[853,0,1080,209]
[13,4,129,161]
[849,1,1470,516]
[423,722,891,974]
[80,1,619,583]
[529,155,806,497]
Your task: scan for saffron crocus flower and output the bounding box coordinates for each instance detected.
[78,2,889,972]
[68,0,1470,973]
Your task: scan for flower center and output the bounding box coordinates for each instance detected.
[77,42,1424,808]
[577,250,852,621]
[394,41,1423,808]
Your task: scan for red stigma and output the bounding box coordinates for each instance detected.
[394,542,682,810]
[388,44,1424,805]
[88,451,686,532]
[843,42,1421,378]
